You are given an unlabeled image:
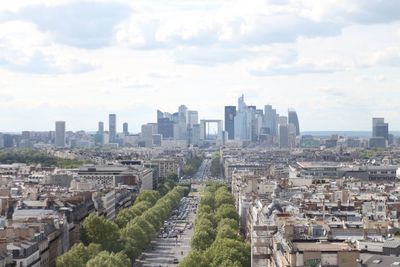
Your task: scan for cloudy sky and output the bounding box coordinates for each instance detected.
[0,0,399,133]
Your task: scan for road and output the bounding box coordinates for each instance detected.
[194,158,211,181]
[135,184,202,267]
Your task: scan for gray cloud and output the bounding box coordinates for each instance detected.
[1,2,132,49]
[0,50,96,74]
[345,0,400,24]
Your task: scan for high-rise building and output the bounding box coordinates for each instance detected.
[278,116,288,126]
[234,95,253,140]
[158,118,174,139]
[188,110,199,128]
[55,121,66,148]
[123,122,129,135]
[157,110,164,121]
[109,114,116,143]
[141,123,156,147]
[95,121,105,146]
[370,117,389,148]
[224,106,236,140]
[288,109,300,136]
[98,121,104,134]
[264,105,277,136]
[178,105,188,140]
[192,124,201,146]
[372,118,384,136]
[279,124,289,148]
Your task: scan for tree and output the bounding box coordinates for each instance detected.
[142,208,163,230]
[131,216,156,241]
[195,217,215,230]
[217,218,239,233]
[115,207,142,228]
[81,214,121,252]
[178,250,210,267]
[120,222,148,259]
[210,153,221,177]
[215,188,235,208]
[215,204,239,223]
[216,225,238,240]
[205,238,250,267]
[56,243,101,267]
[134,201,152,213]
[200,193,215,209]
[191,229,215,251]
[197,205,213,217]
[86,251,130,267]
[136,190,161,206]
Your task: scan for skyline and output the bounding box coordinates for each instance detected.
[1,100,398,135]
[0,0,400,131]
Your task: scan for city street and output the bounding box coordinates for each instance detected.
[135,185,202,267]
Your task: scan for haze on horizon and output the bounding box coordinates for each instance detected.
[0,0,399,132]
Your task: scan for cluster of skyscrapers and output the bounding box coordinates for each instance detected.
[225,95,300,148]
[150,105,202,146]
[44,95,393,150]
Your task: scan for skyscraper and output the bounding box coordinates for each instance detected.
[158,118,174,138]
[264,105,277,136]
[98,121,104,134]
[234,95,253,140]
[109,114,116,143]
[123,122,129,135]
[178,105,188,140]
[370,117,389,148]
[372,118,385,137]
[288,109,300,136]
[141,123,156,147]
[96,121,104,146]
[188,110,199,128]
[224,106,236,140]
[278,116,289,148]
[55,121,66,148]
[279,124,289,148]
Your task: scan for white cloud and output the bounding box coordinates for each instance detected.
[367,47,400,67]
[1,1,132,49]
[0,0,400,131]
[0,20,95,74]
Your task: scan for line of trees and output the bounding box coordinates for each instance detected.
[57,177,190,267]
[120,185,189,260]
[179,183,250,267]
[0,149,93,168]
[182,155,203,176]
[210,152,221,177]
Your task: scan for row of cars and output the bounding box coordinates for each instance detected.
[158,197,197,239]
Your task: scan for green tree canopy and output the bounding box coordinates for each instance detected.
[215,188,235,208]
[86,251,130,267]
[215,204,239,223]
[205,238,250,267]
[178,250,210,267]
[136,190,161,206]
[217,218,239,233]
[56,243,101,267]
[81,214,120,252]
[200,193,215,209]
[191,229,215,251]
[216,224,238,240]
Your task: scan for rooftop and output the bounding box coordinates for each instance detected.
[292,241,356,252]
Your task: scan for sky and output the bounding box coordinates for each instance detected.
[0,0,400,133]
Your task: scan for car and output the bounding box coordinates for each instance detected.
[173,258,179,264]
